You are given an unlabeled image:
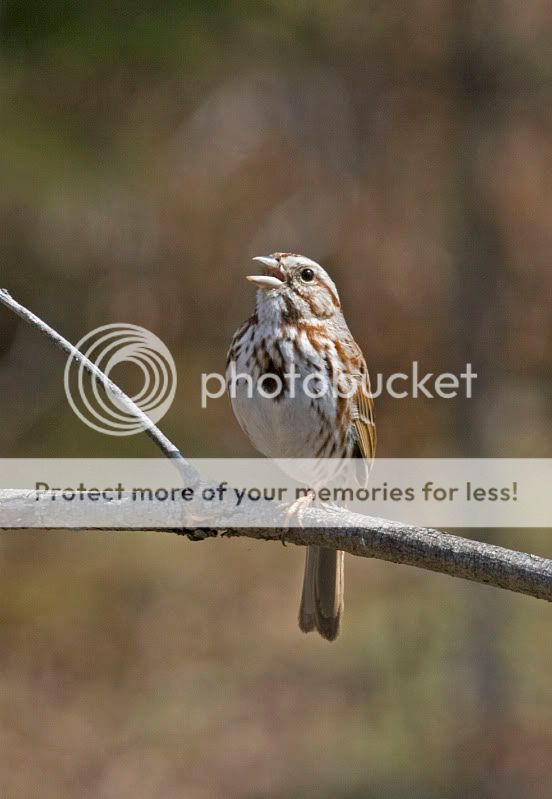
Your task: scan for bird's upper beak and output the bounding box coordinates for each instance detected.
[247,256,287,289]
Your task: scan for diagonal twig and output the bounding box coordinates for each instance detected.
[0,288,198,485]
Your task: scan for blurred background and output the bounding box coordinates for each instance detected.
[0,1,551,796]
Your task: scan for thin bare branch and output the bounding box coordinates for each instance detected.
[0,488,551,602]
[0,289,198,484]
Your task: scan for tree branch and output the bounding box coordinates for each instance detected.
[0,289,198,485]
[0,488,551,602]
[0,290,551,604]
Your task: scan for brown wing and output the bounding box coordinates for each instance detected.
[351,354,376,465]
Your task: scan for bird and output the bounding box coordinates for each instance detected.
[226,253,375,640]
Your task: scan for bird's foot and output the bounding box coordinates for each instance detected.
[282,490,316,543]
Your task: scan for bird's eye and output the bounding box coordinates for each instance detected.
[301,268,314,282]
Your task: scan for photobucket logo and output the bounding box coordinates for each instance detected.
[64,324,177,436]
[202,361,477,407]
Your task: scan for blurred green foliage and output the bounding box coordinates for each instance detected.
[0,0,241,62]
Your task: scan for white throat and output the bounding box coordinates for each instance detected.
[255,290,287,330]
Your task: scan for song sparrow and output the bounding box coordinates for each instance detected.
[227,253,376,641]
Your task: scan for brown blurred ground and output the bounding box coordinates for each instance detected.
[0,2,551,797]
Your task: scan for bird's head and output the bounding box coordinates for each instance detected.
[247,253,341,321]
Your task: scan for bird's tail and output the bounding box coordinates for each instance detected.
[298,545,344,641]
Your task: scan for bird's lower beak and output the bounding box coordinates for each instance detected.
[247,256,286,289]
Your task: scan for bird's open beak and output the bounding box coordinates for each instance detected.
[246,256,286,289]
